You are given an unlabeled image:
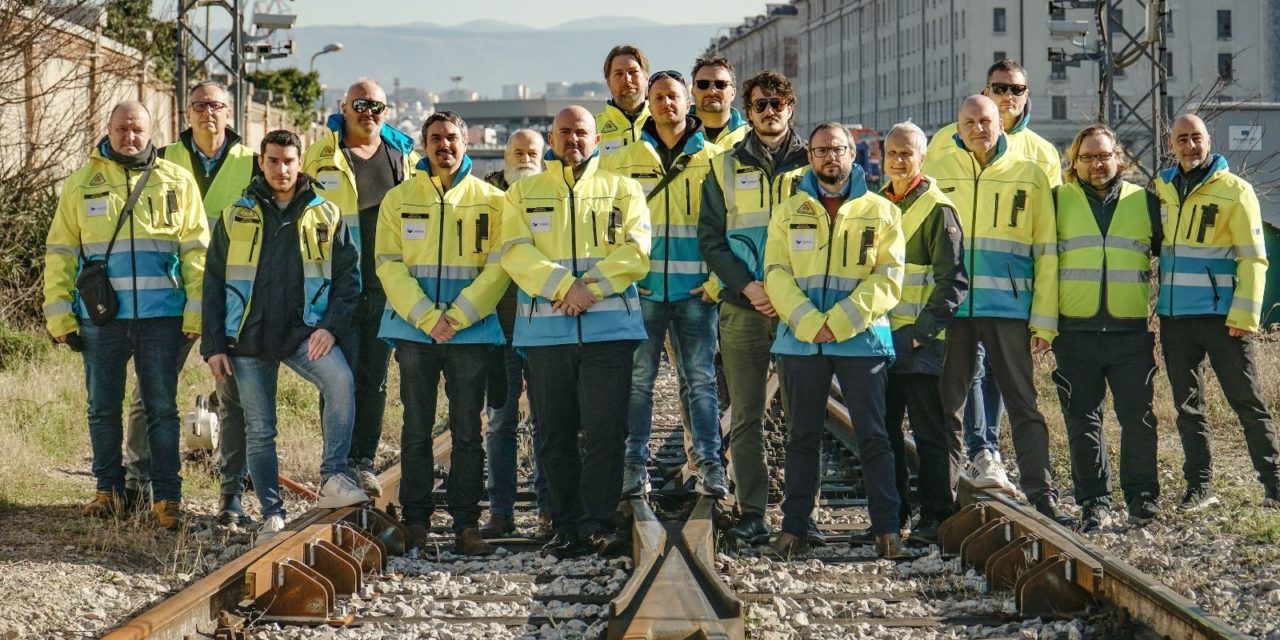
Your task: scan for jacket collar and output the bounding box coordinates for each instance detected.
[605,99,648,123]
[179,126,243,156]
[739,127,807,174]
[95,137,158,171]
[325,113,416,156]
[1007,103,1032,134]
[544,148,601,186]
[414,153,474,187]
[796,163,869,202]
[952,132,1009,166]
[639,115,707,157]
[245,173,322,212]
[1158,153,1229,190]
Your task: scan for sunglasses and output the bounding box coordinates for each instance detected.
[751,97,787,114]
[647,69,685,88]
[694,79,732,91]
[350,98,387,115]
[988,83,1028,96]
[190,101,227,113]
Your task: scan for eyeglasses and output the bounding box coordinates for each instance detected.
[190,101,227,113]
[811,146,850,158]
[1077,152,1116,164]
[647,69,684,88]
[694,79,732,91]
[751,97,787,114]
[988,82,1028,96]
[350,98,387,115]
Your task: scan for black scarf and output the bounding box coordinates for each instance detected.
[98,136,158,171]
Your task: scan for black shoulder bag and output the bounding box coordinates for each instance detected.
[75,167,153,326]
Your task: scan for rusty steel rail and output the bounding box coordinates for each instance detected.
[824,385,1249,640]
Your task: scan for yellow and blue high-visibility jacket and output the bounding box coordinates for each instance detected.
[596,100,650,156]
[500,152,652,346]
[764,167,905,358]
[600,120,721,302]
[1154,154,1268,332]
[43,142,208,338]
[161,128,256,228]
[700,107,749,149]
[302,114,420,254]
[926,134,1059,341]
[926,108,1063,187]
[375,155,510,345]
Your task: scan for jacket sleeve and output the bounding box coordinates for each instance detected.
[1029,171,1060,342]
[912,204,968,340]
[698,163,755,297]
[1227,180,1268,332]
[42,179,83,338]
[177,173,209,335]
[583,179,652,299]
[445,193,513,329]
[318,211,360,336]
[375,189,443,332]
[763,202,827,342]
[825,210,906,341]
[501,185,576,301]
[200,217,230,358]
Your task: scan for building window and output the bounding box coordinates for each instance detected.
[1051,61,1067,80]
[1164,51,1174,78]
[994,50,1006,63]
[1052,96,1067,121]
[993,7,1006,33]
[1217,10,1232,39]
[1218,53,1234,81]
[1163,9,1174,36]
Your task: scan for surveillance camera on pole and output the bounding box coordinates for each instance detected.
[253,12,297,31]
[1048,19,1091,38]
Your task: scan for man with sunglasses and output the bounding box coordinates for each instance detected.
[303,79,420,499]
[601,70,727,499]
[698,71,810,546]
[596,45,650,156]
[691,56,749,149]
[924,58,1062,493]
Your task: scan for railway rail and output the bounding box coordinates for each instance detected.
[101,371,1250,640]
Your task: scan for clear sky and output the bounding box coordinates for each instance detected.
[290,0,761,27]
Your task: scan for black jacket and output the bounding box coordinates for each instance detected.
[201,174,359,360]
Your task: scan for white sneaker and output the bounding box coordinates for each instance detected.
[968,450,1015,492]
[317,474,370,508]
[255,514,286,546]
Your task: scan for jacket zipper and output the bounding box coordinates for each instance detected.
[249,226,260,262]
[591,210,600,247]
[992,192,1000,227]
[967,157,982,317]
[1205,266,1220,310]
[435,198,446,309]
[663,184,671,302]
[817,210,836,356]
[310,281,329,306]
[147,195,156,227]
[127,169,139,318]
[456,219,463,257]
[842,230,848,267]
[568,180,582,344]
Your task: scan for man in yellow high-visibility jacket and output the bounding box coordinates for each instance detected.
[690,55,749,149]
[501,106,652,557]
[596,45,650,156]
[1156,113,1280,511]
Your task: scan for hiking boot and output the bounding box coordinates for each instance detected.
[317,474,370,508]
[534,513,555,540]
[1034,495,1078,528]
[907,517,942,546]
[355,459,382,498]
[255,515,286,546]
[82,491,121,518]
[1077,501,1112,533]
[1127,498,1158,525]
[1178,486,1219,512]
[479,513,516,539]
[217,493,248,527]
[696,461,729,497]
[455,528,495,556]
[541,533,588,558]
[805,518,827,547]
[585,530,626,556]
[875,532,908,560]
[1263,484,1280,509]
[851,527,877,545]
[153,500,182,530]
[621,462,651,497]
[727,514,771,545]
[967,450,1014,493]
[765,532,809,558]
[407,522,433,551]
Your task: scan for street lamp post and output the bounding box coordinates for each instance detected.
[309,42,343,72]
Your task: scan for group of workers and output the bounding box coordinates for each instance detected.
[44,44,1280,560]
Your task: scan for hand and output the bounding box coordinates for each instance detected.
[307,328,335,361]
[207,353,233,382]
[184,332,200,340]
[742,281,777,318]
[428,315,457,343]
[912,338,921,349]
[557,277,599,316]
[637,287,653,296]
[53,333,67,344]
[1031,337,1051,355]
[690,285,714,304]
[814,323,836,344]
[1228,327,1253,338]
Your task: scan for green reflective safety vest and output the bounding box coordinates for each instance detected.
[1055,180,1152,320]
[888,180,954,334]
[162,138,256,228]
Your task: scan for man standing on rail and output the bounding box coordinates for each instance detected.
[480,129,554,540]
[304,79,419,500]
[376,112,509,556]
[1155,113,1280,511]
[691,55,749,149]
[698,70,809,546]
[763,122,907,559]
[501,106,651,558]
[878,121,968,546]
[596,45,650,156]
[44,100,207,530]
[203,129,367,543]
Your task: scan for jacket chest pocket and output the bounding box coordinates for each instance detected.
[302,221,332,261]
[399,211,431,262]
[789,221,820,253]
[734,168,765,208]
[140,187,182,233]
[80,189,122,237]
[991,188,1028,229]
[578,197,618,249]
[227,209,262,265]
[458,208,493,258]
[836,222,879,269]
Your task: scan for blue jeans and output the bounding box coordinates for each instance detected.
[80,317,185,501]
[963,341,1006,460]
[626,297,722,466]
[232,341,355,518]
[486,346,550,517]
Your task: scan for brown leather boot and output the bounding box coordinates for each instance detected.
[153,500,182,530]
[875,532,907,560]
[479,513,515,539]
[455,527,495,556]
[82,491,121,518]
[764,532,809,558]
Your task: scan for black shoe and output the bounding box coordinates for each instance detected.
[1034,496,1077,528]
[479,513,515,539]
[907,518,941,546]
[1178,486,1219,512]
[1264,484,1280,509]
[584,530,626,556]
[804,518,827,547]
[217,494,248,527]
[541,533,588,558]
[1127,498,1158,525]
[727,514,771,545]
[851,526,876,545]
[1077,501,1112,533]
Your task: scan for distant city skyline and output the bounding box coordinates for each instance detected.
[292,0,760,28]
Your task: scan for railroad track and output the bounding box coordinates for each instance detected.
[102,370,1251,639]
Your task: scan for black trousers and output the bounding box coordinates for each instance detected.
[525,340,637,538]
[780,354,900,536]
[1160,317,1280,490]
[886,372,962,522]
[1051,331,1159,508]
[349,290,394,463]
[940,317,1056,502]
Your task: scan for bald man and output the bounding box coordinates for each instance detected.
[501,106,652,557]
[44,100,208,529]
[303,79,420,498]
[1155,113,1280,510]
